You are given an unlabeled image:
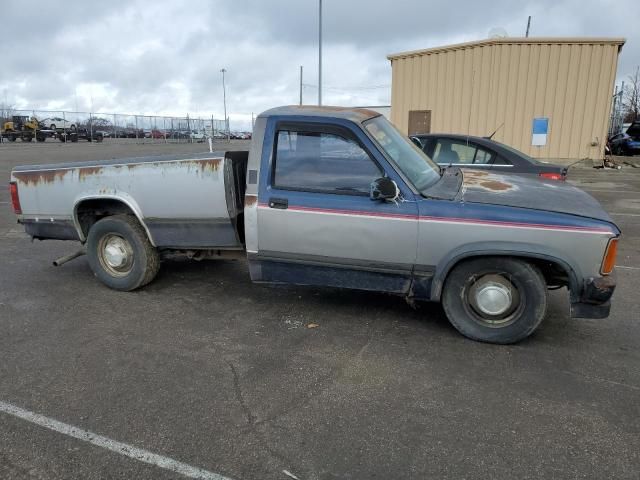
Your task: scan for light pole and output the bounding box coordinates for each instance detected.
[318,0,322,106]
[221,68,229,142]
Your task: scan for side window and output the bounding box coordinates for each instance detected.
[432,139,495,165]
[274,130,381,194]
[433,139,474,164]
[472,146,495,164]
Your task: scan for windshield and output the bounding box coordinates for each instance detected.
[363,116,441,191]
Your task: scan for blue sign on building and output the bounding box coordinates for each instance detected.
[532,117,549,146]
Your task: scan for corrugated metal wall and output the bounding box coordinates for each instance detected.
[389,39,623,161]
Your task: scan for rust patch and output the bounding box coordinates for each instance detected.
[244,194,258,206]
[463,170,514,192]
[13,169,69,186]
[199,158,222,172]
[78,166,103,181]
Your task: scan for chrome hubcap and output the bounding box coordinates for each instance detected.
[467,273,520,326]
[98,234,134,276]
[474,282,512,316]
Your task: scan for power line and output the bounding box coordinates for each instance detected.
[302,83,390,91]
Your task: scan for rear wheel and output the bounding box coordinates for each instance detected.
[86,215,160,291]
[442,257,547,344]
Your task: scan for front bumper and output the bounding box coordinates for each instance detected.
[570,275,616,319]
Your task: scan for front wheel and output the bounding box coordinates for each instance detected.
[442,257,547,344]
[86,215,160,291]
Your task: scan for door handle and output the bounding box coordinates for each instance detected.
[268,197,288,209]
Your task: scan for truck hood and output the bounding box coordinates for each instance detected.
[460,170,614,223]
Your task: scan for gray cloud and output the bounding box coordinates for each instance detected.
[0,0,637,130]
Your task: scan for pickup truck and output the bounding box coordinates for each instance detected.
[9,106,620,344]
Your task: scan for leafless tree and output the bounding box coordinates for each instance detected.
[83,116,112,129]
[0,103,16,123]
[623,66,640,123]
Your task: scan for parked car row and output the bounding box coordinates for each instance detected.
[109,129,245,141]
[217,131,252,140]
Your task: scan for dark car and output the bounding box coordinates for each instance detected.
[609,122,640,156]
[410,134,567,180]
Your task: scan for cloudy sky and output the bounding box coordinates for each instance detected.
[1,0,637,129]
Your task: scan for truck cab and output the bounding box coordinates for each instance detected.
[245,107,426,295]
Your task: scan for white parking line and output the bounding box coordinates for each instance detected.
[611,212,640,217]
[0,400,235,480]
[617,265,640,270]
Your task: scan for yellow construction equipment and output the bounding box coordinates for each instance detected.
[1,115,47,142]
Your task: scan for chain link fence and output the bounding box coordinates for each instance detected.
[2,108,228,143]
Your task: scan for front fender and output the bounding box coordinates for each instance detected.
[429,241,582,302]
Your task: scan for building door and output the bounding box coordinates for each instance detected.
[408,110,431,135]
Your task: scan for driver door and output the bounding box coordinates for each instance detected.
[253,121,419,293]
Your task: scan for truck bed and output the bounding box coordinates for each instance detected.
[11,151,249,249]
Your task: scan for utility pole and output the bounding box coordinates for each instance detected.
[299,65,303,105]
[525,16,531,37]
[221,68,229,142]
[318,0,322,106]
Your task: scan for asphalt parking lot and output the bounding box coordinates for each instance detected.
[1,141,639,479]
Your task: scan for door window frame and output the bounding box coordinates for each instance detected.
[270,121,384,196]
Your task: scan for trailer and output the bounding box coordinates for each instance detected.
[55,128,103,143]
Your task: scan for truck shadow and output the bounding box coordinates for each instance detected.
[151,257,457,338]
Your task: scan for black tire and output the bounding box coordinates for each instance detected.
[86,215,160,291]
[50,124,56,130]
[442,257,547,344]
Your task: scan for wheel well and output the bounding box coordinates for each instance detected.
[75,199,139,239]
[439,254,576,297]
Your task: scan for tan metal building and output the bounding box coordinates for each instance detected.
[388,37,625,162]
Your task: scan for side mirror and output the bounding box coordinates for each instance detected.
[370,177,399,202]
[410,137,423,148]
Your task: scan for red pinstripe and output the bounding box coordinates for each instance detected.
[256,203,613,234]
